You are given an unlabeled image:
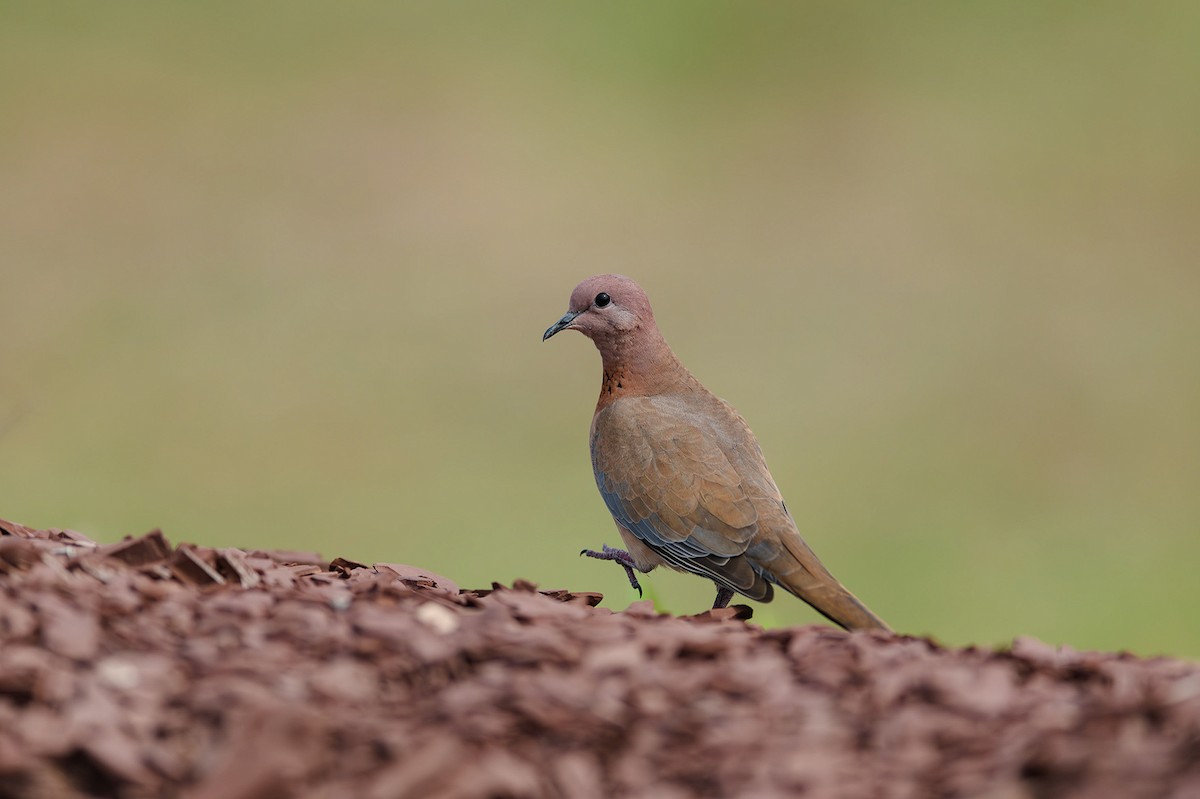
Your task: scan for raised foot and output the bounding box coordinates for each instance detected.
[580,544,643,597]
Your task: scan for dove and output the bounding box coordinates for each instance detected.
[543,274,891,631]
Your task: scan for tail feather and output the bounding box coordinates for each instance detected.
[770,535,892,632]
[782,573,892,632]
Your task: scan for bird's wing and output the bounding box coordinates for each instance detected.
[591,395,771,599]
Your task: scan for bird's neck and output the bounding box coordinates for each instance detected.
[595,330,696,411]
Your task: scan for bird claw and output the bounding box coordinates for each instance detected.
[581,545,643,596]
[625,567,643,597]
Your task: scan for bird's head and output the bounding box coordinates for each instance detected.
[542,274,655,345]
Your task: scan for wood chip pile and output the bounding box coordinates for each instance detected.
[1,518,1198,799]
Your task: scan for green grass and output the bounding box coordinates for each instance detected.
[2,2,1198,657]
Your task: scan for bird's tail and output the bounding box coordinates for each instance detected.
[771,535,892,632]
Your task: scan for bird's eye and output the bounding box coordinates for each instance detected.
[594,293,611,308]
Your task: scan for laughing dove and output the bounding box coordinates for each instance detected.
[544,274,891,631]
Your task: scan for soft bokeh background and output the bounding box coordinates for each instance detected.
[3,3,1197,657]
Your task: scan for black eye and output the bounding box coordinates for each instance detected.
[594,293,611,308]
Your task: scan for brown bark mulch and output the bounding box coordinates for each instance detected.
[1,517,1198,799]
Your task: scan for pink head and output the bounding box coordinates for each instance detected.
[542,274,657,346]
[545,275,686,402]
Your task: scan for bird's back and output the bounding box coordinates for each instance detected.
[592,384,891,631]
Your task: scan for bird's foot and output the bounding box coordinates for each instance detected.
[580,544,643,596]
[712,585,735,609]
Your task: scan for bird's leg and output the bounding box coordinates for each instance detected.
[712,585,735,609]
[580,544,644,596]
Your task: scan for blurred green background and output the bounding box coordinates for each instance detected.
[2,3,1197,657]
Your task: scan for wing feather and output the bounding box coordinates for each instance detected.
[591,395,772,600]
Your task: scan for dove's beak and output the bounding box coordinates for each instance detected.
[542,310,581,341]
